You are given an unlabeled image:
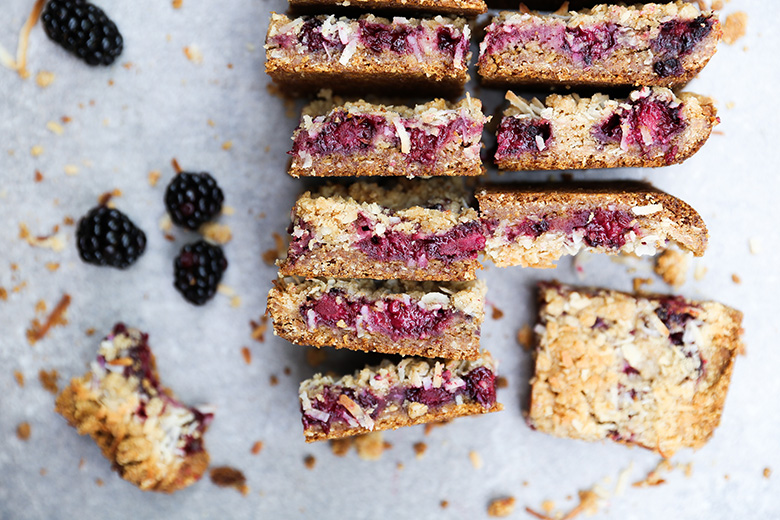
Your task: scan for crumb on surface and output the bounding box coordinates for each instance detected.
[487,497,516,517]
[222,141,233,151]
[18,223,66,252]
[26,294,70,345]
[749,237,762,255]
[148,170,161,187]
[251,441,263,455]
[491,304,504,320]
[722,12,748,45]
[517,324,533,350]
[330,438,352,457]
[250,315,269,342]
[200,222,232,245]
[16,422,31,441]
[693,264,708,281]
[210,467,249,495]
[654,249,690,288]
[269,375,279,386]
[46,121,64,135]
[304,455,316,469]
[38,369,59,394]
[35,70,55,88]
[171,158,182,173]
[632,277,654,293]
[221,205,235,216]
[30,145,44,157]
[633,459,674,488]
[424,420,450,435]
[731,273,742,284]
[764,467,771,479]
[14,370,24,387]
[262,232,286,265]
[413,442,427,459]
[95,478,104,487]
[440,500,449,509]
[355,432,388,460]
[183,45,203,64]
[469,450,483,469]
[496,376,508,389]
[305,347,327,367]
[85,328,96,336]
[172,0,183,8]
[0,287,7,301]
[241,346,252,365]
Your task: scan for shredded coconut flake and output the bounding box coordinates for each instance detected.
[631,203,663,216]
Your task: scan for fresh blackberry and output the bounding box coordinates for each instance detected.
[173,240,228,305]
[164,172,225,230]
[76,205,146,268]
[41,0,123,66]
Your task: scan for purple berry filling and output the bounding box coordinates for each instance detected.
[593,94,685,155]
[562,23,617,65]
[579,209,634,249]
[298,18,345,53]
[301,289,458,340]
[354,214,485,266]
[655,297,697,346]
[302,365,498,434]
[495,117,553,160]
[359,21,417,53]
[651,16,714,77]
[287,220,313,262]
[436,26,467,58]
[291,110,389,157]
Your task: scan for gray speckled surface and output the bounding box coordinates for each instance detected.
[1,1,778,519]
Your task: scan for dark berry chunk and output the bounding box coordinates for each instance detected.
[463,366,497,407]
[651,16,714,77]
[563,23,617,65]
[76,205,146,268]
[173,240,228,305]
[41,0,123,66]
[164,172,224,230]
[581,209,634,249]
[291,111,387,157]
[359,21,415,54]
[495,118,552,160]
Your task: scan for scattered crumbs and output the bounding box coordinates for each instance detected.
[159,214,173,234]
[27,294,71,345]
[16,422,31,441]
[45,262,60,272]
[469,450,483,469]
[654,249,690,288]
[250,315,269,342]
[207,119,216,127]
[355,432,389,460]
[413,442,427,459]
[693,263,708,282]
[227,63,233,69]
[523,481,529,487]
[396,462,404,471]
[38,369,59,394]
[30,144,44,157]
[122,62,133,70]
[491,304,504,320]
[61,116,72,124]
[269,375,279,386]
[40,468,47,476]
[682,462,693,478]
[542,500,555,514]
[13,281,27,293]
[222,141,233,151]
[46,121,64,135]
[200,222,232,245]
[251,441,263,455]
[262,232,286,265]
[423,420,450,435]
[305,348,327,367]
[725,101,735,110]
[517,324,533,350]
[632,277,654,293]
[330,438,352,457]
[496,376,508,389]
[183,45,203,64]
[722,12,748,45]
[171,158,182,173]
[283,366,291,376]
[35,70,55,87]
[35,299,47,314]
[731,273,742,284]
[711,0,723,9]
[633,459,673,488]
[304,455,316,469]
[264,145,271,153]
[241,346,252,365]
[440,500,449,509]
[19,223,66,252]
[147,170,161,187]
[14,370,24,387]
[63,216,75,226]
[724,474,730,481]
[85,328,96,336]
[487,497,516,517]
[102,118,110,127]
[97,189,121,206]
[107,79,114,86]
[764,467,771,479]
[172,0,183,8]
[95,478,104,487]
[221,205,235,216]
[614,462,634,496]
[64,165,79,176]
[79,458,85,469]
[210,466,249,495]
[749,237,762,255]
[0,287,7,301]
[34,170,44,182]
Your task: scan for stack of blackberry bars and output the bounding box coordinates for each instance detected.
[265,1,745,456]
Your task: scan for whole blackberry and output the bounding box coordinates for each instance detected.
[164,172,225,230]
[41,0,123,66]
[173,240,228,305]
[76,205,146,268]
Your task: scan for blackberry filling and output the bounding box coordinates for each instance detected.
[359,21,416,53]
[291,111,388,156]
[298,18,345,53]
[562,23,617,65]
[651,16,714,77]
[495,118,553,159]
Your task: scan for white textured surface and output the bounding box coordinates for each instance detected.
[0,1,778,519]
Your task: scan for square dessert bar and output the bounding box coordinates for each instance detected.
[288,0,487,17]
[269,277,486,360]
[289,95,487,178]
[495,87,718,171]
[478,2,721,88]
[300,351,502,441]
[55,324,213,492]
[529,283,743,457]
[266,13,471,95]
[476,182,708,269]
[278,179,485,281]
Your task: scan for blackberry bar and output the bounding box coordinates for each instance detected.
[495,87,718,171]
[529,282,743,456]
[55,324,213,492]
[478,2,721,88]
[289,96,487,178]
[476,182,707,268]
[278,179,485,281]
[265,13,471,95]
[289,0,487,17]
[300,351,502,441]
[268,278,485,360]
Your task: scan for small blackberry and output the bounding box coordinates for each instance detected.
[76,205,146,268]
[164,172,225,230]
[173,240,228,305]
[41,0,123,66]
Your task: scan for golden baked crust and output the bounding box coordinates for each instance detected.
[266,13,471,96]
[300,352,502,441]
[55,325,212,493]
[478,2,722,88]
[289,96,487,178]
[289,0,487,17]
[528,282,743,457]
[268,277,486,360]
[496,88,718,170]
[476,181,708,268]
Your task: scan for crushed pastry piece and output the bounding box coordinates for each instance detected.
[764,467,771,479]
[210,467,248,495]
[749,237,762,255]
[262,232,286,265]
[722,12,747,45]
[172,0,183,8]
[487,496,516,517]
[38,369,59,394]
[496,376,508,389]
[413,441,427,459]
[269,375,279,386]
[330,438,353,456]
[304,454,316,469]
[26,294,70,345]
[694,264,708,281]
[355,432,388,460]
[633,459,674,487]
[250,315,269,342]
[241,346,251,365]
[440,500,449,508]
[517,324,533,349]
[491,304,504,320]
[46,262,60,271]
[19,223,66,252]
[0,288,7,301]
[17,422,31,441]
[183,45,203,64]
[633,277,654,293]
[199,222,232,245]
[251,441,263,455]
[148,170,161,186]
[221,141,233,151]
[30,145,44,156]
[469,450,483,469]
[655,249,691,288]
[731,273,741,284]
[46,121,64,135]
[14,370,24,387]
